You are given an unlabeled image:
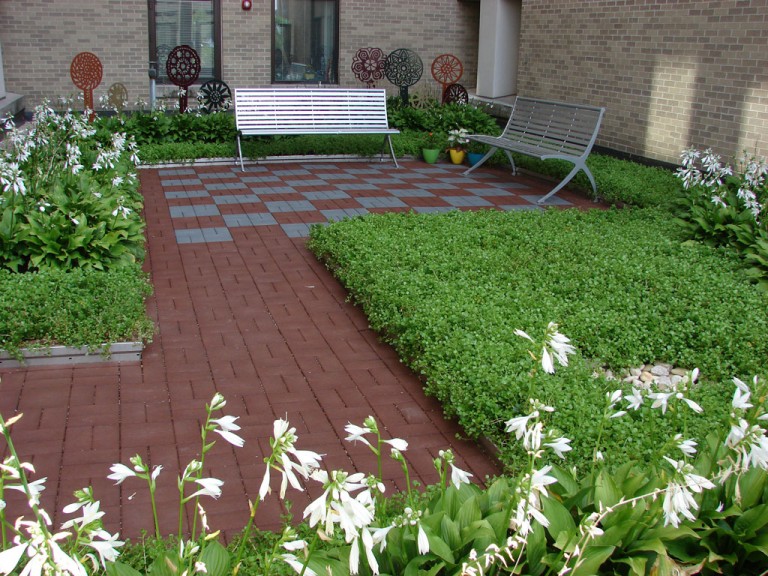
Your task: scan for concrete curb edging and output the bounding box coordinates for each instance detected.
[0,341,143,368]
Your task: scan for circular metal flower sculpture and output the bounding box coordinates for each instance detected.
[351,47,387,88]
[107,83,128,112]
[70,52,103,121]
[166,45,201,113]
[431,54,463,94]
[197,79,232,113]
[442,83,469,105]
[384,48,423,106]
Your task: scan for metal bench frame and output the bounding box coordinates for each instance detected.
[234,87,400,170]
[463,96,605,204]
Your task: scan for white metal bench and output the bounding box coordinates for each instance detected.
[463,97,605,203]
[234,87,400,170]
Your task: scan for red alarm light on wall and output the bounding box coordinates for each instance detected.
[242,0,252,10]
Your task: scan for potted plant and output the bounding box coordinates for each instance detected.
[422,132,443,164]
[447,127,470,164]
[466,140,487,167]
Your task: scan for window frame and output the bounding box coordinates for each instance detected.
[147,0,222,85]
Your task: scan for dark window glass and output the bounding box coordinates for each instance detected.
[273,0,339,83]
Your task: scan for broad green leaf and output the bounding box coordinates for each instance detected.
[439,514,461,550]
[106,561,144,576]
[526,525,547,576]
[594,468,621,509]
[199,540,230,576]
[149,552,180,576]
[456,496,482,531]
[615,555,648,576]
[735,504,768,537]
[569,545,615,576]
[422,523,454,563]
[403,554,442,576]
[541,494,576,542]
[738,469,768,509]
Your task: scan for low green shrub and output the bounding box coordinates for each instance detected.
[308,208,768,471]
[1,103,146,273]
[0,264,154,357]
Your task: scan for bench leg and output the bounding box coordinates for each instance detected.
[537,160,594,204]
[236,134,245,172]
[462,147,498,176]
[380,134,399,168]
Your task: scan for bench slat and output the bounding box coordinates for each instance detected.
[234,87,399,169]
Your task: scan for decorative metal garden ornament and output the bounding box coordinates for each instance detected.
[166,44,201,113]
[107,82,128,112]
[198,79,232,113]
[351,47,387,88]
[384,48,423,106]
[70,52,102,121]
[431,54,463,94]
[442,83,469,105]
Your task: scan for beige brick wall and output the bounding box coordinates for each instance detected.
[517,0,768,164]
[0,0,149,109]
[0,1,480,112]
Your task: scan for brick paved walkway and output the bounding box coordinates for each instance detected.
[0,159,597,541]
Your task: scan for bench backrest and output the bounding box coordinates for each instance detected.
[235,88,393,134]
[501,97,605,158]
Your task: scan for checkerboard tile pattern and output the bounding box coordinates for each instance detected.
[160,161,575,243]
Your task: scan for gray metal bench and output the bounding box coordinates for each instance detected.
[463,97,605,203]
[234,87,400,170]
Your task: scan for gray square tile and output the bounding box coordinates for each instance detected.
[169,204,220,218]
[265,200,317,213]
[444,196,494,207]
[302,190,351,201]
[356,197,408,209]
[223,213,278,227]
[175,227,232,243]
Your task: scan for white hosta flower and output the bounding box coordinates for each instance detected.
[543,322,576,372]
[281,553,317,576]
[417,523,430,555]
[662,457,715,527]
[383,437,408,452]
[504,414,534,439]
[648,391,672,414]
[260,418,323,501]
[625,387,644,411]
[189,477,223,499]
[210,415,245,447]
[732,378,754,411]
[675,435,698,458]
[439,449,473,488]
[345,421,375,448]
[544,436,572,459]
[85,530,124,567]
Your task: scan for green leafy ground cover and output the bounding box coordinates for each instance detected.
[0,265,154,357]
[308,207,768,471]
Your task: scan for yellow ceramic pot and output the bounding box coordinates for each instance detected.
[449,149,466,164]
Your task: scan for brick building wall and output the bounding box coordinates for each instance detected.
[0,1,480,112]
[0,0,150,109]
[517,0,768,164]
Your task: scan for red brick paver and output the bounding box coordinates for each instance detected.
[0,160,600,541]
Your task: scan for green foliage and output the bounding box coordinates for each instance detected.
[387,100,500,136]
[1,104,146,272]
[95,109,236,146]
[506,153,684,208]
[0,265,154,357]
[308,208,768,471]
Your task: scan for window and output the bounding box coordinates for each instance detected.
[149,0,221,84]
[273,0,339,84]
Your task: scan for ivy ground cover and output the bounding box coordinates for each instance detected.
[309,207,768,471]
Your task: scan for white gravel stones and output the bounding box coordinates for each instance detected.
[601,362,694,390]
